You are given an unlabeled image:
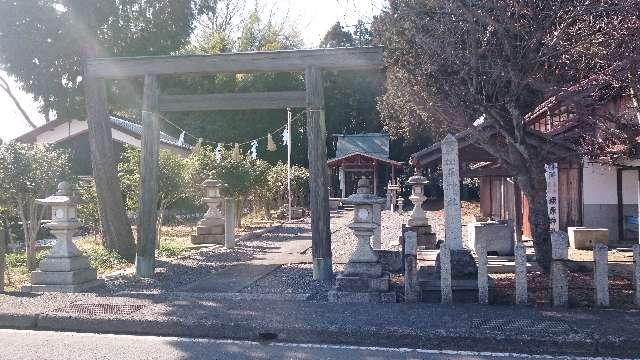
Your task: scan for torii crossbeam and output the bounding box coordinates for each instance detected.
[84,47,384,281]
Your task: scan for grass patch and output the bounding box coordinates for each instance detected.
[157,240,191,258]
[81,246,130,274]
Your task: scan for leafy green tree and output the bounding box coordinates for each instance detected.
[162,5,307,166]
[0,0,217,119]
[117,146,188,244]
[0,143,71,270]
[185,145,269,226]
[77,179,100,238]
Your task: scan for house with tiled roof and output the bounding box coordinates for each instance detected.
[15,116,191,175]
[411,67,639,245]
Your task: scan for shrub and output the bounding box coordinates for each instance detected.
[157,241,190,258]
[82,246,129,274]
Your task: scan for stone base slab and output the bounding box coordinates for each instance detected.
[38,256,90,272]
[568,227,608,250]
[31,268,97,286]
[22,279,104,293]
[196,224,225,236]
[335,273,390,292]
[343,262,382,278]
[191,234,225,245]
[328,290,396,303]
[419,269,495,303]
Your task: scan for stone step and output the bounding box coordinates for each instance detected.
[327,290,396,303]
[335,273,390,292]
[31,268,98,286]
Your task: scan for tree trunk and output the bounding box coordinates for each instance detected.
[84,75,136,262]
[235,198,243,228]
[517,164,551,272]
[156,205,165,250]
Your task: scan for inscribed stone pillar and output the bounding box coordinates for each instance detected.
[514,241,528,305]
[0,227,5,293]
[593,243,609,307]
[551,231,569,307]
[441,134,462,250]
[634,244,640,306]
[477,236,489,304]
[224,199,236,249]
[440,242,452,304]
[404,231,418,303]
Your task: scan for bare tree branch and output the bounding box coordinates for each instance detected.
[0,74,37,129]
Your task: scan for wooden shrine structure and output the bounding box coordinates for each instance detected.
[327,133,402,198]
[83,47,384,281]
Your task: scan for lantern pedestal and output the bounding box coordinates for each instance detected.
[22,182,103,293]
[191,180,226,245]
[329,178,395,303]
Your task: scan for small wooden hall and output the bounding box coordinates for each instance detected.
[327,133,402,198]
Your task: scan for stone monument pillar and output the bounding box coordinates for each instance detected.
[407,168,437,249]
[387,181,401,212]
[329,178,394,303]
[191,179,226,245]
[419,135,478,302]
[23,182,103,292]
[437,134,477,277]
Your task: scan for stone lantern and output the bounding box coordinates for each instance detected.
[407,168,428,227]
[329,177,394,303]
[191,179,225,245]
[405,168,437,249]
[23,182,102,292]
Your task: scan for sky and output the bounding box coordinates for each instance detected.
[0,0,386,143]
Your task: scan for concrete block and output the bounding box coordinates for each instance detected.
[467,220,515,256]
[191,234,225,245]
[514,241,528,305]
[335,274,389,292]
[31,268,97,286]
[23,279,104,293]
[593,243,609,307]
[343,262,382,278]
[568,227,608,250]
[38,256,90,272]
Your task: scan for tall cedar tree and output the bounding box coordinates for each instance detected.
[374,0,640,270]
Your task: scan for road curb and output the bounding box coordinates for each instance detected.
[2,311,639,357]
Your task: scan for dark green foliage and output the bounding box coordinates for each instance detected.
[0,0,216,119]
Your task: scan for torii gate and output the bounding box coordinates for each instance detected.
[83,47,384,281]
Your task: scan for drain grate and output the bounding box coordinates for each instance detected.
[471,318,571,333]
[55,303,146,316]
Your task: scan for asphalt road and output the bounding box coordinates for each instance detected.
[0,329,622,360]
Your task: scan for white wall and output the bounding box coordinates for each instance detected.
[583,161,638,205]
[35,119,87,143]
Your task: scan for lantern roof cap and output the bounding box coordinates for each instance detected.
[35,182,77,206]
[344,177,385,205]
[408,168,427,184]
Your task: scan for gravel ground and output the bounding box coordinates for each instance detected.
[105,209,409,299]
[104,223,311,294]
